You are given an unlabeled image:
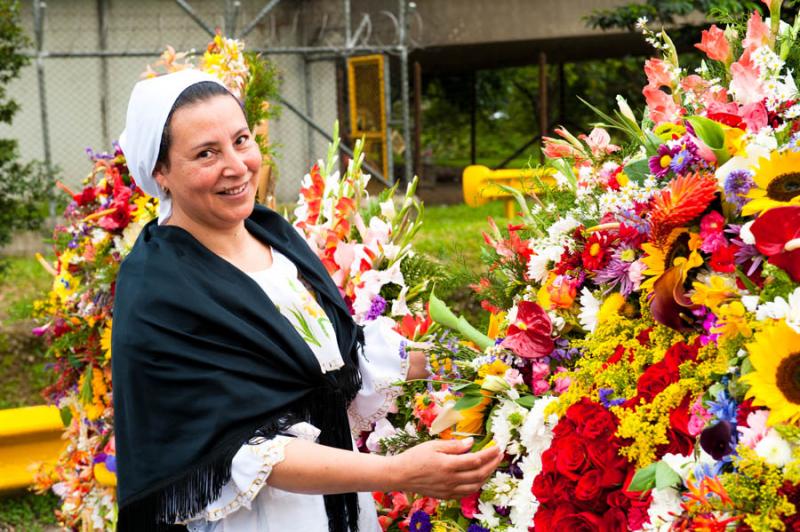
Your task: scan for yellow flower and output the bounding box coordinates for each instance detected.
[53,271,79,303]
[741,321,800,425]
[100,321,112,361]
[742,150,800,216]
[478,359,510,381]
[486,311,507,339]
[93,462,117,487]
[690,275,737,310]
[455,393,492,436]
[711,301,751,341]
[640,229,702,293]
[597,292,626,325]
[654,122,686,142]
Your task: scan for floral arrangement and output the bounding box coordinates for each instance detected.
[291,124,434,326]
[368,2,800,530]
[30,36,279,530]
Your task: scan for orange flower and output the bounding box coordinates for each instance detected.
[695,25,731,63]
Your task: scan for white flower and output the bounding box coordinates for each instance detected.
[527,245,564,283]
[379,198,396,219]
[390,285,410,317]
[644,487,682,531]
[755,287,800,333]
[547,215,580,239]
[519,395,558,470]
[739,220,756,245]
[578,287,600,333]
[366,418,397,452]
[475,499,502,530]
[742,294,761,312]
[490,399,528,454]
[509,454,539,531]
[755,431,793,466]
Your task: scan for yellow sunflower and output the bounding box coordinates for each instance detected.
[742,150,800,216]
[741,321,800,425]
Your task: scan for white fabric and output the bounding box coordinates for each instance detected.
[118,69,226,224]
[184,250,409,532]
[246,250,345,373]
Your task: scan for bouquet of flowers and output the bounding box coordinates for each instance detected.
[369,2,800,530]
[30,35,278,530]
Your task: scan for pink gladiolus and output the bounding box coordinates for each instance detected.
[579,128,620,157]
[695,25,731,63]
[742,11,771,52]
[542,136,579,159]
[740,101,768,132]
[644,58,674,89]
[730,49,766,106]
[642,85,682,125]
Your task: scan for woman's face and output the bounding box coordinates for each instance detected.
[154,94,262,232]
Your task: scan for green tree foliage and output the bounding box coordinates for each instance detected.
[0,0,53,258]
[585,0,761,31]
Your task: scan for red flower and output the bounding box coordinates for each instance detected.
[750,205,800,282]
[582,231,613,271]
[553,511,605,531]
[709,242,737,273]
[555,436,590,480]
[575,470,603,501]
[500,301,555,358]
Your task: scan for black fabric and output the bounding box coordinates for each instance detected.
[111,205,363,532]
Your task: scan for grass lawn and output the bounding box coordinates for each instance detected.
[0,491,59,531]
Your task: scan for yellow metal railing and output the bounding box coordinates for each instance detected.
[0,405,63,492]
[462,165,555,218]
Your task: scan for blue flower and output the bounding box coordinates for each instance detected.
[707,389,738,425]
[409,510,432,532]
[467,525,490,532]
[599,387,625,408]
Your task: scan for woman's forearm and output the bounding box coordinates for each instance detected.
[267,439,395,494]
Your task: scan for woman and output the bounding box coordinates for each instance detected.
[112,69,501,532]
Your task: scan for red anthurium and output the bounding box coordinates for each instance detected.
[501,301,554,358]
[750,206,800,282]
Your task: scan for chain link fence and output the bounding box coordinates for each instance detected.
[0,0,411,205]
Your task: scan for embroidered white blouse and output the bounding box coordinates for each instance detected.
[184,249,408,532]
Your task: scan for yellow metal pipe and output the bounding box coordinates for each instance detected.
[0,405,63,492]
[462,165,555,214]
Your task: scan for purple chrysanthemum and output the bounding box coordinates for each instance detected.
[593,246,641,296]
[649,143,680,179]
[365,295,387,321]
[467,525,490,532]
[723,169,755,210]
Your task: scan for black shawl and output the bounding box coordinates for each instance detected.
[111,205,363,532]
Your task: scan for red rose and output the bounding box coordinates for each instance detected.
[589,443,628,488]
[662,340,699,372]
[556,436,590,480]
[534,504,574,532]
[553,418,577,439]
[554,511,605,532]
[636,361,676,401]
[575,470,603,501]
[541,448,557,474]
[606,490,631,510]
[532,472,559,504]
[602,507,629,532]
[580,407,617,440]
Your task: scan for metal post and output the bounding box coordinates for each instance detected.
[344,0,351,47]
[413,61,422,180]
[304,56,314,165]
[383,53,394,184]
[398,0,412,184]
[470,71,477,165]
[538,51,548,140]
[32,0,53,217]
[225,0,241,38]
[97,0,110,145]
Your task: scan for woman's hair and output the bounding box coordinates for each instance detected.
[154,81,239,171]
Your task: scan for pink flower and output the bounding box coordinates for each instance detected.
[695,25,731,63]
[533,379,551,394]
[743,11,771,53]
[688,397,712,436]
[740,101,768,132]
[738,410,770,448]
[730,49,766,106]
[503,368,524,387]
[553,367,571,394]
[531,360,551,381]
[579,127,620,157]
[542,137,579,159]
[644,58,674,89]
[459,492,479,519]
[699,211,727,253]
[643,85,682,125]
[500,301,555,359]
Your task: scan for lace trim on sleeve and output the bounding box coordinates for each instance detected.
[347,355,409,436]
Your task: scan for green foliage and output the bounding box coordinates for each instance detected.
[243,51,282,161]
[585,0,761,31]
[0,491,59,531]
[0,0,54,262]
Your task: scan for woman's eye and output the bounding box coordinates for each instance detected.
[197,150,212,159]
[235,135,249,146]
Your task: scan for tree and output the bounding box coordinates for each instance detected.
[0,0,53,264]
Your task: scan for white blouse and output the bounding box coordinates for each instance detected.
[184,250,408,532]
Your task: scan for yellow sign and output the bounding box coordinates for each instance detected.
[347,54,388,180]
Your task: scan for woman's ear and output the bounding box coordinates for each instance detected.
[153,164,169,191]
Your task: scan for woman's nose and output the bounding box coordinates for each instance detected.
[222,146,249,176]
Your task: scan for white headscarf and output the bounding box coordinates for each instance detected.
[119,69,226,224]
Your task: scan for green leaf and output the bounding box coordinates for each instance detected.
[79,365,93,405]
[454,394,486,411]
[59,406,72,427]
[453,382,482,394]
[429,290,493,350]
[686,115,730,165]
[515,395,536,408]
[655,461,682,490]
[622,158,651,184]
[627,463,657,492]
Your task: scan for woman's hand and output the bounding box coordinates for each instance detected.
[406,350,430,381]
[388,438,502,499]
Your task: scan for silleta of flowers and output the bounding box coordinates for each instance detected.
[368,2,800,531]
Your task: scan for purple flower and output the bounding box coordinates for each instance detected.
[398,340,408,360]
[723,169,754,210]
[365,295,387,321]
[593,246,640,296]
[409,510,432,532]
[467,526,490,532]
[649,143,681,178]
[599,387,625,408]
[616,210,650,235]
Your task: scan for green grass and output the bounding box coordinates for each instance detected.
[0,256,53,409]
[432,156,537,169]
[0,490,59,531]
